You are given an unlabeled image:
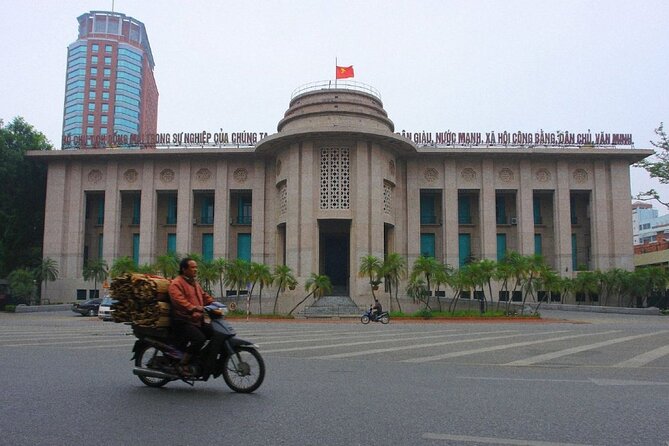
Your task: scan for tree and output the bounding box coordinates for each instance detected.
[109,256,134,278]
[225,259,251,304]
[197,259,219,295]
[213,257,229,299]
[410,256,441,309]
[272,264,297,314]
[154,253,179,279]
[635,123,669,208]
[0,117,52,276]
[7,268,35,305]
[83,259,109,298]
[248,262,272,316]
[381,253,406,313]
[34,257,59,304]
[287,273,332,316]
[358,255,383,300]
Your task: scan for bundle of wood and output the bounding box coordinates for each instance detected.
[110,273,171,327]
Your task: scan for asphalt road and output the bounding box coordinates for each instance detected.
[0,309,667,446]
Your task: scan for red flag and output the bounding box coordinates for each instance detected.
[336,65,354,79]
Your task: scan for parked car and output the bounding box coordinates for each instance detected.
[72,298,102,316]
[98,296,118,321]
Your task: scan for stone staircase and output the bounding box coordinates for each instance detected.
[298,295,363,318]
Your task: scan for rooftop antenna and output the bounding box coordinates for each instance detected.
[111,0,115,12]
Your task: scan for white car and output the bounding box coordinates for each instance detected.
[98,296,117,321]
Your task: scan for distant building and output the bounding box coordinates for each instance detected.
[61,11,158,149]
[632,202,669,245]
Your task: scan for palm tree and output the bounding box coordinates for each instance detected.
[381,253,406,313]
[358,254,383,300]
[137,263,156,274]
[197,259,219,295]
[272,264,297,314]
[406,276,430,310]
[109,256,134,278]
[287,273,332,316]
[213,257,229,299]
[248,263,272,315]
[155,253,179,278]
[34,257,58,304]
[410,255,441,308]
[431,262,453,312]
[83,258,109,298]
[493,259,514,310]
[225,259,251,304]
[449,267,474,314]
[572,270,600,305]
[7,268,35,305]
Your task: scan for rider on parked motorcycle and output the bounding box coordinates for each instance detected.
[168,257,215,375]
[370,298,382,321]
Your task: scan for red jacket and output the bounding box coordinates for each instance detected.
[168,275,214,325]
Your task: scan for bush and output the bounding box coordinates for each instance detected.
[4,305,15,313]
[415,308,433,319]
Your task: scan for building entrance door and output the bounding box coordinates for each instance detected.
[319,220,350,295]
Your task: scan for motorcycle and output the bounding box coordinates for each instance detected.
[131,302,265,393]
[361,307,390,324]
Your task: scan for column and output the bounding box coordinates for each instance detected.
[554,160,572,275]
[176,160,193,255]
[517,159,534,255]
[213,159,229,259]
[480,159,496,260]
[139,159,156,265]
[609,160,634,270]
[251,158,266,263]
[591,160,612,270]
[443,160,459,267]
[103,161,120,263]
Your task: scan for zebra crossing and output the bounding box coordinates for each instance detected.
[1,314,668,369]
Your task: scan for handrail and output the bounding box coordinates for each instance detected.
[290,80,382,101]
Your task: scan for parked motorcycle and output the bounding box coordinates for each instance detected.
[361,308,390,324]
[131,302,265,393]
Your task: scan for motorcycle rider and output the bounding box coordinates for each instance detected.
[370,298,382,321]
[168,257,215,376]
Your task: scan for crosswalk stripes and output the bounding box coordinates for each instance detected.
[612,344,669,368]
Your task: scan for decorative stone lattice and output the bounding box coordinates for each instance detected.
[160,169,175,183]
[498,168,514,183]
[276,159,282,177]
[195,168,211,182]
[88,169,103,184]
[424,168,438,183]
[535,168,551,183]
[320,147,350,210]
[389,160,396,177]
[123,169,138,183]
[461,168,477,182]
[573,168,588,184]
[383,182,393,215]
[233,168,248,183]
[278,182,287,216]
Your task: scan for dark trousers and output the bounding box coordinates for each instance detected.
[172,320,213,356]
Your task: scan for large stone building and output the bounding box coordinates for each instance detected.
[30,82,652,310]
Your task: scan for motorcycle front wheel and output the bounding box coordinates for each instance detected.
[380,314,390,324]
[361,315,370,324]
[135,345,172,388]
[222,347,265,393]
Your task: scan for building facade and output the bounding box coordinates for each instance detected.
[62,11,158,149]
[32,83,651,309]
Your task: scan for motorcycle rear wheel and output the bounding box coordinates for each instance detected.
[222,347,265,393]
[361,315,370,324]
[135,345,172,388]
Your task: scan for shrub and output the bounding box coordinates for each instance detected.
[4,305,16,313]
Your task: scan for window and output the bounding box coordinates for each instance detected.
[105,44,112,53]
[533,197,542,224]
[102,92,109,100]
[91,56,98,64]
[132,234,140,266]
[202,234,214,261]
[103,80,110,89]
[86,127,94,135]
[90,67,97,76]
[458,196,471,224]
[91,44,99,52]
[131,196,141,225]
[420,233,435,258]
[166,195,177,225]
[100,127,107,135]
[495,196,506,225]
[87,115,94,124]
[534,234,542,255]
[237,196,252,224]
[571,234,578,271]
[89,79,97,88]
[97,200,105,225]
[101,115,108,125]
[237,234,251,261]
[88,91,96,100]
[167,233,176,254]
[459,233,471,266]
[496,233,507,261]
[101,103,109,112]
[104,57,112,65]
[103,68,111,77]
[201,196,214,225]
[420,193,437,224]
[97,234,103,259]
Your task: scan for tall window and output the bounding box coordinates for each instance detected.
[534,234,543,256]
[132,234,140,265]
[495,196,506,225]
[458,196,471,224]
[571,234,578,271]
[201,196,214,225]
[167,233,176,254]
[131,195,141,225]
[202,234,213,261]
[459,233,471,267]
[420,193,437,224]
[533,197,542,225]
[238,195,252,224]
[420,233,435,258]
[496,233,507,261]
[166,194,177,225]
[237,234,251,261]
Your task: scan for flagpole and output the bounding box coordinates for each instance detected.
[335,57,337,88]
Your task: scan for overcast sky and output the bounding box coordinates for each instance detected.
[2,0,668,204]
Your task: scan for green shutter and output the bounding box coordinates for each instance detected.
[458,196,471,224]
[167,233,176,254]
[202,233,213,261]
[237,233,251,261]
[132,233,140,266]
[459,233,471,266]
[496,233,507,261]
[420,233,436,258]
[534,233,542,255]
[571,234,577,271]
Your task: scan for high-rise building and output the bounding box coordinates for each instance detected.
[61,11,158,149]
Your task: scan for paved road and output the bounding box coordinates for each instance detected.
[0,310,667,446]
